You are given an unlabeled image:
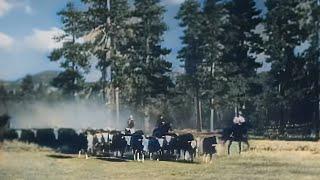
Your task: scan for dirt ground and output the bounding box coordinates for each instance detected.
[1,140,320,180]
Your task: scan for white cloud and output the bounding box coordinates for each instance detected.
[0,0,33,17]
[0,32,14,50]
[24,4,32,14]
[163,0,185,5]
[0,0,12,17]
[24,27,64,52]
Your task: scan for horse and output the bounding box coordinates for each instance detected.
[220,122,250,155]
[152,122,172,138]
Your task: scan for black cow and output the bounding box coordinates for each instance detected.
[76,131,88,158]
[174,133,197,162]
[160,134,177,157]
[57,128,79,153]
[20,129,36,143]
[202,136,217,163]
[0,114,10,142]
[148,136,161,160]
[35,128,57,147]
[3,129,18,141]
[130,131,145,161]
[110,131,127,157]
[77,130,94,159]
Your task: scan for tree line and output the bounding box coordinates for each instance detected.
[0,0,319,138]
[177,0,320,138]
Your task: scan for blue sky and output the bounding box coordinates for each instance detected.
[0,0,266,81]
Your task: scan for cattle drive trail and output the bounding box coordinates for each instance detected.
[1,140,320,180]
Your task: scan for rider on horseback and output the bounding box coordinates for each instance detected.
[232,111,247,140]
[221,111,250,154]
[156,115,165,128]
[153,115,172,138]
[126,115,135,134]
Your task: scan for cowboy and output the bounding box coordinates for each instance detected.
[127,115,135,129]
[156,115,165,128]
[233,111,245,125]
[238,111,245,124]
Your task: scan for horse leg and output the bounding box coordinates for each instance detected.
[244,139,250,151]
[205,154,209,163]
[157,151,160,161]
[228,140,232,155]
[238,141,242,154]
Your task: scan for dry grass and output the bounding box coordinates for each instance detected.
[0,140,51,153]
[249,140,320,154]
[1,140,320,180]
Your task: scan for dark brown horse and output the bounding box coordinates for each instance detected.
[220,123,250,154]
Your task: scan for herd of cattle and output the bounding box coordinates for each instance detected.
[2,127,219,163]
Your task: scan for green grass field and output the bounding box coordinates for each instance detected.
[1,140,320,180]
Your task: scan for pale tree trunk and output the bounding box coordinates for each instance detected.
[103,0,112,103]
[210,98,214,132]
[144,107,150,133]
[195,87,201,132]
[115,87,120,126]
[142,19,150,131]
[278,83,285,136]
[199,99,202,132]
[105,0,116,126]
[314,10,320,139]
[210,62,215,132]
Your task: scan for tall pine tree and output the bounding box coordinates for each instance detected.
[265,0,308,135]
[176,0,204,131]
[303,0,320,138]
[82,0,130,102]
[49,2,90,97]
[222,0,263,115]
[125,0,172,108]
[199,0,226,129]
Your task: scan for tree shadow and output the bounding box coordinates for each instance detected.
[46,154,74,159]
[96,157,129,162]
[174,159,200,164]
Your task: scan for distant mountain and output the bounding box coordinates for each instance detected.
[0,70,60,90]
[30,70,60,84]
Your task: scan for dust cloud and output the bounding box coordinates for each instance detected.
[8,101,137,130]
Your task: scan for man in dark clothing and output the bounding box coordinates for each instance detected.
[156,115,165,128]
